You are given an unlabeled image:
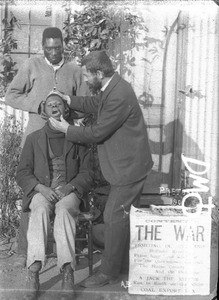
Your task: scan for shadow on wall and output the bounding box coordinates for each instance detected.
[147,119,205,192]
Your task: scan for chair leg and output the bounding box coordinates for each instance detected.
[87,220,93,275]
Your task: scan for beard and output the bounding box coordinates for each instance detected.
[87,77,102,95]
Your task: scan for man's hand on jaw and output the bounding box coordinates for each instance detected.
[38,101,48,120]
[49,115,70,133]
[60,94,71,106]
[50,90,71,106]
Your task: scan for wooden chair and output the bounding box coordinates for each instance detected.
[75,211,94,275]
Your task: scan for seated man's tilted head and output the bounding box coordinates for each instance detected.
[44,90,69,120]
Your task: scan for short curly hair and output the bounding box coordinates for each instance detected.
[81,50,114,77]
[42,27,63,45]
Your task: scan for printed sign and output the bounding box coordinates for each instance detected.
[128,205,212,295]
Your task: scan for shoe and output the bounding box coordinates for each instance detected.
[80,271,118,288]
[25,261,41,299]
[28,261,42,273]
[61,263,74,292]
[13,254,27,268]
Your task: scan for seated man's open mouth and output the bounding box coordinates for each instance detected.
[52,110,61,119]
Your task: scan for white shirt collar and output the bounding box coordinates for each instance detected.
[101,73,115,92]
[44,56,64,70]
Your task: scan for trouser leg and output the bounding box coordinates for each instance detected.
[17,210,28,255]
[100,177,146,277]
[120,230,130,273]
[27,193,53,268]
[54,192,80,270]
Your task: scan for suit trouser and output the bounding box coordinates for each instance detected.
[100,176,146,277]
[27,192,80,270]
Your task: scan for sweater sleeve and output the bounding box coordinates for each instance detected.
[5,58,39,113]
[69,94,100,114]
[66,95,131,144]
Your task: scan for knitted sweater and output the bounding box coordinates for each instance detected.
[5,56,88,144]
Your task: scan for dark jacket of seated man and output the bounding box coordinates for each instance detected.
[17,90,93,213]
[17,125,93,212]
[16,89,94,292]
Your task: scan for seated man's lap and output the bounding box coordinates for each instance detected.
[29,192,81,218]
[55,193,81,217]
[30,193,53,213]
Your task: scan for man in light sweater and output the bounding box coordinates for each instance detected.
[5,27,88,268]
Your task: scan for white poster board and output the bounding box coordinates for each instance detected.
[128,205,212,295]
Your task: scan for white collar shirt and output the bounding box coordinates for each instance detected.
[44,56,65,71]
[100,73,115,92]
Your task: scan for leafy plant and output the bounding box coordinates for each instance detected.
[63,4,119,62]
[0,9,20,97]
[0,114,23,237]
[62,2,166,102]
[0,6,22,240]
[63,3,146,67]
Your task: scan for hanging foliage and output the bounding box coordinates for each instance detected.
[63,3,147,66]
[0,9,21,97]
[63,4,120,62]
[0,5,23,240]
[0,114,23,237]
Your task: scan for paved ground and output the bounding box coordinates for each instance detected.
[0,232,218,300]
[0,250,218,300]
[0,251,133,300]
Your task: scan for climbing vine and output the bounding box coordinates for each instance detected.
[0,5,20,97]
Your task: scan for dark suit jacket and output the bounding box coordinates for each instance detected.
[16,126,94,212]
[66,72,153,186]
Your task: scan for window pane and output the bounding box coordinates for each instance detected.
[11,53,29,69]
[30,7,52,25]
[30,26,47,53]
[10,5,30,24]
[13,25,29,53]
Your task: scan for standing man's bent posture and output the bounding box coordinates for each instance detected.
[16,90,93,297]
[5,27,87,267]
[50,50,154,288]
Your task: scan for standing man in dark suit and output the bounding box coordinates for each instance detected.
[50,50,153,288]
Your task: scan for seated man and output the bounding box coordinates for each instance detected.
[16,89,93,297]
